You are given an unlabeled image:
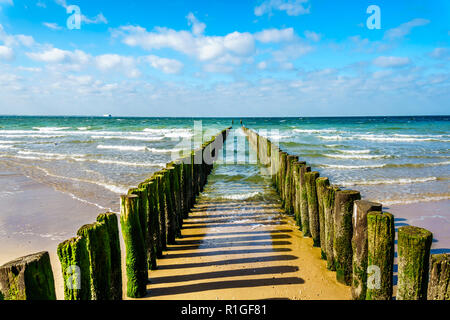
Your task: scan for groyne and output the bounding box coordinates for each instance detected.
[241,126,449,300]
[0,127,231,300]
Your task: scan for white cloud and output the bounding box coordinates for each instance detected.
[95,54,140,78]
[82,13,108,25]
[43,22,63,30]
[186,12,206,35]
[373,56,411,68]
[257,61,268,70]
[384,18,430,40]
[254,0,310,17]
[146,55,183,74]
[0,24,35,47]
[304,30,321,42]
[254,28,295,43]
[27,47,88,64]
[0,45,14,60]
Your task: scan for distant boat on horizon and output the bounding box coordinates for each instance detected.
[103,114,112,118]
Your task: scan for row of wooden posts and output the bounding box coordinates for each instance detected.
[242,126,449,300]
[0,127,231,300]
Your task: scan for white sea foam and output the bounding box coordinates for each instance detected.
[324,154,388,160]
[339,176,439,187]
[221,191,261,200]
[337,149,371,154]
[92,135,165,142]
[380,195,450,206]
[293,129,339,134]
[320,164,386,169]
[33,127,71,132]
[97,145,149,152]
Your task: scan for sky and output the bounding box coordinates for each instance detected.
[0,0,449,117]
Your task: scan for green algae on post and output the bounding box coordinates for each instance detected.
[120,194,148,298]
[397,226,433,300]
[324,185,339,271]
[427,254,450,300]
[299,164,311,237]
[57,236,91,300]
[77,221,112,300]
[146,179,159,270]
[0,251,56,300]
[316,177,330,258]
[351,200,382,300]
[97,212,123,300]
[333,190,361,286]
[365,211,394,300]
[305,171,320,247]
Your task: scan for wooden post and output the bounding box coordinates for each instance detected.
[324,185,340,271]
[146,179,159,269]
[305,171,320,247]
[333,190,361,285]
[351,200,382,300]
[57,236,91,300]
[155,173,167,253]
[128,187,148,257]
[427,254,450,300]
[316,177,330,258]
[284,155,298,214]
[77,221,112,300]
[299,164,311,237]
[97,212,123,300]
[365,211,395,300]
[397,226,433,300]
[0,251,56,300]
[292,162,303,229]
[120,194,147,299]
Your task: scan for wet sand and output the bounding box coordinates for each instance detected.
[0,170,102,299]
[137,164,351,300]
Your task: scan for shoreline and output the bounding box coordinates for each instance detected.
[1,168,449,299]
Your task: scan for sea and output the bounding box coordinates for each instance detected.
[0,116,449,213]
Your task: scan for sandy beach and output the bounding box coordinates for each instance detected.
[0,168,102,299]
[1,163,448,300]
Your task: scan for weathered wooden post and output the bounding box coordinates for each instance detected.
[57,236,91,300]
[427,253,450,300]
[161,169,177,245]
[129,187,148,256]
[146,179,159,269]
[155,173,167,254]
[292,162,302,229]
[284,155,298,214]
[279,152,287,199]
[333,190,361,285]
[77,221,112,300]
[365,211,395,300]
[397,226,433,300]
[305,171,320,247]
[299,164,311,237]
[120,194,148,298]
[324,185,340,270]
[316,177,330,258]
[0,251,56,300]
[351,200,383,300]
[97,212,122,300]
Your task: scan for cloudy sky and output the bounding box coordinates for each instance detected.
[0,0,449,116]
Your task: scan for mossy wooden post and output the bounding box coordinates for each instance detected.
[333,190,361,285]
[128,187,148,258]
[284,155,298,214]
[97,212,122,300]
[166,164,181,238]
[351,201,383,300]
[305,171,320,247]
[324,185,340,270]
[146,179,159,269]
[299,164,311,237]
[57,236,90,300]
[427,254,450,300]
[155,174,166,253]
[0,251,56,300]
[292,162,301,228]
[397,226,433,300]
[316,177,330,258]
[120,194,147,298]
[77,221,112,300]
[279,152,287,198]
[366,211,395,300]
[163,169,177,245]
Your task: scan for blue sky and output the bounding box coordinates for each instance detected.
[0,0,449,116]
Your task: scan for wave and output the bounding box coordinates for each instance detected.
[220,191,262,201]
[143,128,193,138]
[338,176,440,187]
[94,159,165,167]
[318,134,450,143]
[0,145,12,149]
[319,160,450,170]
[92,135,165,142]
[97,145,148,152]
[324,154,388,160]
[32,127,71,132]
[379,194,450,206]
[337,149,371,154]
[293,129,339,134]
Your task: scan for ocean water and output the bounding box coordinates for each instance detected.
[0,116,448,212]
